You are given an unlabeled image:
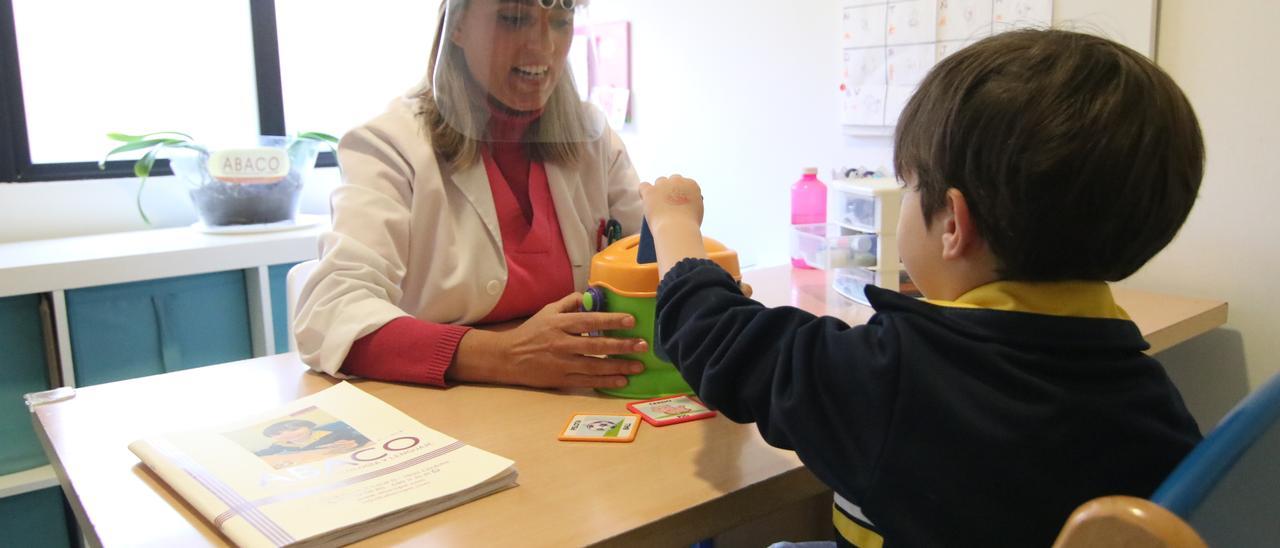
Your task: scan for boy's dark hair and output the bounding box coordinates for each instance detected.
[894,29,1204,281]
[262,419,315,437]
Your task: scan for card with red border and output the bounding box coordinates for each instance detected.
[626,395,716,426]
[558,413,641,442]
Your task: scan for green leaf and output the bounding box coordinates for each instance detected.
[134,148,160,179]
[100,138,185,169]
[296,131,340,144]
[135,171,152,226]
[107,132,145,142]
[106,138,183,156]
[167,142,209,155]
[107,131,194,143]
[101,131,196,225]
[289,131,341,164]
[132,147,165,225]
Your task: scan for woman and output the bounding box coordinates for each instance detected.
[295,0,646,389]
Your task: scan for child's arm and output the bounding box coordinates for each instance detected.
[641,176,899,502]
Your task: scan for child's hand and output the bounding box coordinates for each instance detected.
[639,175,704,233]
[639,175,710,277]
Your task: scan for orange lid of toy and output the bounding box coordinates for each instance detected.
[588,235,741,298]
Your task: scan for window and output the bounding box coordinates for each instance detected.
[12,1,259,166]
[276,0,438,140]
[0,0,440,183]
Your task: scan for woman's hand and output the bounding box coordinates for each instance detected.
[450,293,648,389]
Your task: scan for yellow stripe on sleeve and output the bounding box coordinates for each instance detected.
[833,505,885,548]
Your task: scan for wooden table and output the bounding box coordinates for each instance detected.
[31,265,1227,547]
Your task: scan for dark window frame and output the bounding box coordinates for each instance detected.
[0,0,335,183]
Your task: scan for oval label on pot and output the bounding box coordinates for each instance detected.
[208,148,291,184]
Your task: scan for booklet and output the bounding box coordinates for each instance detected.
[129,382,517,547]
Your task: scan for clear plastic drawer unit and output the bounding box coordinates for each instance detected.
[826,177,918,304]
[790,223,878,270]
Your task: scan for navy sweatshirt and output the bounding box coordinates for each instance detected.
[655,259,1201,547]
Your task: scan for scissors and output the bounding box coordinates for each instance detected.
[605,219,623,245]
[595,218,625,251]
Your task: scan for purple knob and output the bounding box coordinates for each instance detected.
[581,286,606,312]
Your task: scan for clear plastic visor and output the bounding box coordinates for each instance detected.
[431,0,603,143]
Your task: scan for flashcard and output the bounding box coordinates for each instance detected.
[558,413,641,443]
[626,395,717,427]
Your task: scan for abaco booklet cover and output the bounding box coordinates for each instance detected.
[129,382,516,547]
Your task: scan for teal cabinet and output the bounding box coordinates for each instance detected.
[268,262,298,353]
[0,487,76,548]
[66,271,254,386]
[0,295,51,475]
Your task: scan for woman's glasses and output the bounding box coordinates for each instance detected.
[538,0,578,10]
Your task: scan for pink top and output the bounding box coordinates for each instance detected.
[340,108,575,386]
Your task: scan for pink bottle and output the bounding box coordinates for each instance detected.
[791,167,827,268]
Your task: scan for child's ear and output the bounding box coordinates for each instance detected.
[940,188,981,260]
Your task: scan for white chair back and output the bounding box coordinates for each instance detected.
[285,259,320,352]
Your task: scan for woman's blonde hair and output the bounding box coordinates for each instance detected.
[414,0,593,171]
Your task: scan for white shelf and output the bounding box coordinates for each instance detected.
[0,465,58,499]
[0,214,328,298]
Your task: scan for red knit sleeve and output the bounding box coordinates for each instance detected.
[340,317,471,387]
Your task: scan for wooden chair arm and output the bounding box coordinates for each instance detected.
[1052,495,1207,548]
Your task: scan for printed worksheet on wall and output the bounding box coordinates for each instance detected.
[840,0,1052,133]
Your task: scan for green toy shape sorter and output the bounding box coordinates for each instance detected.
[582,234,741,398]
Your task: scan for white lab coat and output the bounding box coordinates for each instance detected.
[295,98,643,377]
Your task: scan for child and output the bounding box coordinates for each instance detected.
[255,419,371,460]
[640,29,1203,547]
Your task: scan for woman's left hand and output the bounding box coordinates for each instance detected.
[451,293,648,389]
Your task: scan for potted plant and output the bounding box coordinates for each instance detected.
[101,131,338,227]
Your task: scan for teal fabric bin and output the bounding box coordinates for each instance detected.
[0,487,76,548]
[0,295,52,475]
[269,262,298,354]
[66,271,254,386]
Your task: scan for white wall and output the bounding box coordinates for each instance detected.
[588,0,850,268]
[1119,0,1280,426]
[594,0,1158,268]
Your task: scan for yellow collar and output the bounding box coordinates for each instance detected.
[925,280,1130,320]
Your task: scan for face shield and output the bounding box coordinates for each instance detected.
[432,0,604,143]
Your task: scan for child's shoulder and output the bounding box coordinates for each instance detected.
[864,283,1148,357]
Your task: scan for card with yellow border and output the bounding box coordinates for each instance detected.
[558,413,641,443]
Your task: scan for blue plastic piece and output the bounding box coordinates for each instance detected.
[637,218,657,264]
[1152,373,1280,517]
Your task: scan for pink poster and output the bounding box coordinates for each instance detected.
[573,21,631,127]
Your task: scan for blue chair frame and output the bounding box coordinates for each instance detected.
[1152,373,1280,516]
[1056,373,1280,548]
